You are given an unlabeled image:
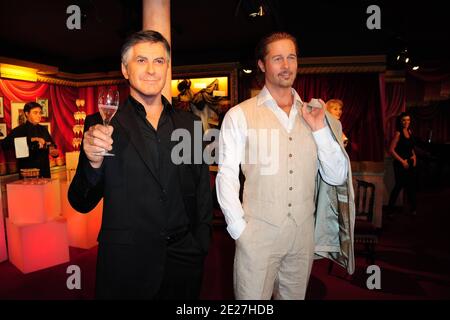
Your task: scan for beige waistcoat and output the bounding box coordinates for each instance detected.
[240,98,318,228]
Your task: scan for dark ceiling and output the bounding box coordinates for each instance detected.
[0,0,448,74]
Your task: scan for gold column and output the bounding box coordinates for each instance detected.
[142,0,171,102]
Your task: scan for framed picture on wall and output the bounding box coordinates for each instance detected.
[0,97,4,118]
[36,98,49,117]
[40,122,51,135]
[171,63,238,131]
[0,123,7,139]
[11,101,26,129]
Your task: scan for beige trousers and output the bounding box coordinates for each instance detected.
[234,215,315,300]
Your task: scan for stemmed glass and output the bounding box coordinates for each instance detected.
[98,87,119,156]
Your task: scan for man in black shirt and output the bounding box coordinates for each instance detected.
[1,102,58,178]
[68,30,212,299]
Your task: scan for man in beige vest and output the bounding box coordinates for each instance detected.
[216,32,354,300]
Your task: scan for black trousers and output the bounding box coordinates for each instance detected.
[153,230,206,300]
[95,230,206,300]
[389,161,417,211]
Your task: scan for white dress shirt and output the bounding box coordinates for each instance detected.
[216,86,348,239]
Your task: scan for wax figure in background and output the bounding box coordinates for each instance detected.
[68,30,212,299]
[1,101,58,178]
[388,112,417,216]
[216,32,355,300]
[326,99,349,147]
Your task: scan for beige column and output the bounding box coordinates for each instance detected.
[142,0,171,102]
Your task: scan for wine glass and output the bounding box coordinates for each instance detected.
[98,87,119,156]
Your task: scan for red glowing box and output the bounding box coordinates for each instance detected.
[61,181,102,249]
[6,217,69,274]
[7,179,61,224]
[0,215,7,263]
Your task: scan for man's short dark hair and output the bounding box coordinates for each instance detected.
[23,102,42,113]
[121,30,171,65]
[255,31,299,62]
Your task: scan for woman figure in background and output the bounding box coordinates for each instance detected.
[388,112,417,216]
[326,99,349,147]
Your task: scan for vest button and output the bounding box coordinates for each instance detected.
[288,203,292,207]
[289,187,293,191]
[289,154,293,158]
[287,213,291,217]
[289,170,293,174]
[289,137,293,141]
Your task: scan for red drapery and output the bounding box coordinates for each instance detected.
[0,79,49,133]
[0,79,129,163]
[48,85,79,155]
[293,73,384,161]
[383,80,406,150]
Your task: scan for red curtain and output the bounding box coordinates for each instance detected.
[293,73,384,161]
[383,81,406,150]
[0,79,129,162]
[48,85,79,155]
[0,79,49,132]
[0,80,50,162]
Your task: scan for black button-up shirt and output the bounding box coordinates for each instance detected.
[130,96,190,234]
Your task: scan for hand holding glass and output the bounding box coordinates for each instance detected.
[98,88,119,156]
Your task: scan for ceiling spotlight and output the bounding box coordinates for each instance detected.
[243,69,253,74]
[395,48,413,67]
[249,5,264,17]
[412,66,420,70]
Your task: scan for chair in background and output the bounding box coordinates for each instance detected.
[328,179,379,275]
[354,179,379,265]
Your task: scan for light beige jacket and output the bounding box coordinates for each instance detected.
[314,111,355,274]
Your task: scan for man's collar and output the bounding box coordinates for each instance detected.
[256,86,303,108]
[128,94,173,116]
